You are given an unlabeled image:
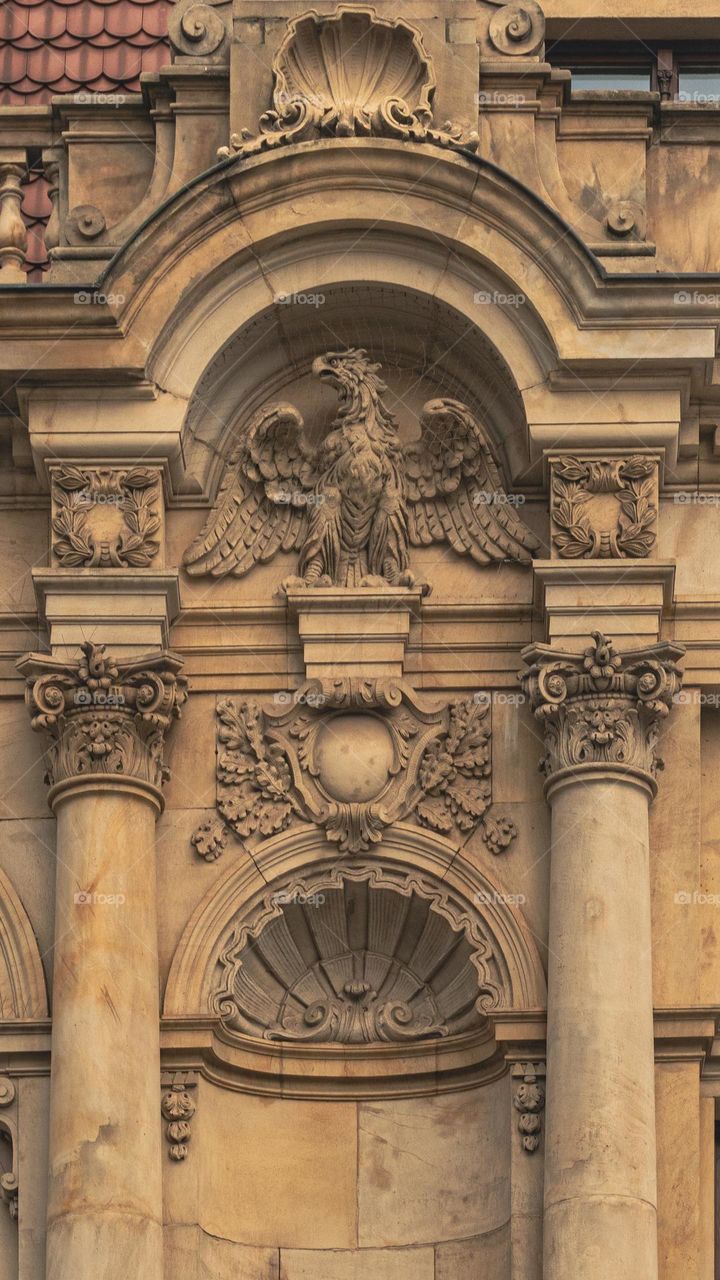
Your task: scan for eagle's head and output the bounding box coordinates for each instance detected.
[311,348,385,398]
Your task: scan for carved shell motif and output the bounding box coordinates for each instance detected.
[272,6,436,136]
[214,869,504,1045]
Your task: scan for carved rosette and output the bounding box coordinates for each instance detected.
[50,464,163,568]
[193,678,516,858]
[17,642,187,803]
[219,6,478,160]
[521,631,684,793]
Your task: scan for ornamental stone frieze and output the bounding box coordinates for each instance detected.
[17,641,187,803]
[521,630,684,792]
[549,454,659,560]
[192,678,517,858]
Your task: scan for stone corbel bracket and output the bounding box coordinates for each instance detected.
[161,1071,198,1161]
[220,5,478,160]
[0,1078,18,1220]
[512,1060,546,1152]
[193,678,517,858]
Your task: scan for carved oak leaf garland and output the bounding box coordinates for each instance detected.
[415,697,517,853]
[192,689,516,859]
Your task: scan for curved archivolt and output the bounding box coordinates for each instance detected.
[0,866,48,1019]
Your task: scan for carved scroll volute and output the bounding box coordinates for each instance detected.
[482,2,545,58]
[520,631,684,795]
[17,642,187,807]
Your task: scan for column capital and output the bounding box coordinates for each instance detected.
[520,630,684,796]
[17,641,187,808]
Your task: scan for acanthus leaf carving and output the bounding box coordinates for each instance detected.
[194,679,516,857]
[219,6,479,161]
[18,642,187,796]
[521,631,684,785]
[182,349,538,593]
[161,1071,197,1161]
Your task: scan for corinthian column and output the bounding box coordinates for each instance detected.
[521,631,683,1280]
[17,642,186,1280]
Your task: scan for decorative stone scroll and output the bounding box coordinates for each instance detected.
[17,642,187,798]
[50,465,163,568]
[549,454,658,560]
[219,6,479,160]
[486,2,545,58]
[192,678,517,857]
[521,631,684,787]
[212,863,507,1044]
[512,1061,545,1152]
[161,1071,197,1161]
[0,1078,18,1220]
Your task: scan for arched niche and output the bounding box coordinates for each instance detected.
[177,281,533,501]
[164,827,544,1094]
[0,867,48,1021]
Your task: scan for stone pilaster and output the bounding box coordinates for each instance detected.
[521,631,683,1280]
[17,642,186,1280]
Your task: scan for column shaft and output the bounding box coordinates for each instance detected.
[543,775,657,1279]
[47,787,163,1280]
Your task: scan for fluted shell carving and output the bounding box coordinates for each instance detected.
[220,5,479,159]
[273,6,434,136]
[214,867,506,1045]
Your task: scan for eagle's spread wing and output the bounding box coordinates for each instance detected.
[183,404,317,578]
[404,398,540,564]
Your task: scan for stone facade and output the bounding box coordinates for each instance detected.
[2,1,720,1277]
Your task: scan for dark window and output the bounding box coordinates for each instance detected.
[548,41,720,104]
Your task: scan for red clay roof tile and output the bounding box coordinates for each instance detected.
[0,0,171,104]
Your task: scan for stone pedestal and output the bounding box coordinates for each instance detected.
[286,587,421,680]
[521,631,684,1280]
[17,643,186,1280]
[32,570,180,657]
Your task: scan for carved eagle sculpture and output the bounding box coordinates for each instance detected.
[183,349,540,591]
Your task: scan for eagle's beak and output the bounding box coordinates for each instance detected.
[312,356,336,381]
